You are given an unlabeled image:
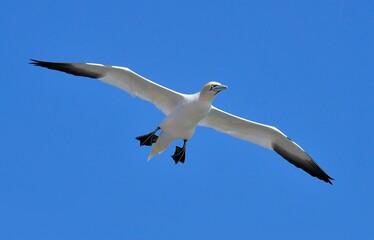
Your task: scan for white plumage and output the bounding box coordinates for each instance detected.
[31,59,333,184]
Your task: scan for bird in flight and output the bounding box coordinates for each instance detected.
[31,59,333,184]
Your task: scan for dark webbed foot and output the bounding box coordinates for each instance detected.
[136,127,160,146]
[136,134,158,146]
[171,140,187,164]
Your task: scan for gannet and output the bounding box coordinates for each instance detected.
[30,59,333,184]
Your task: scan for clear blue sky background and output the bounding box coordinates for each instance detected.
[1,0,373,239]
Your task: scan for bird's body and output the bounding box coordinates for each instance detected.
[160,93,208,140]
[151,86,217,159]
[31,59,333,184]
[150,95,204,160]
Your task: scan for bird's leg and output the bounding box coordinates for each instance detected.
[171,139,187,164]
[135,127,160,146]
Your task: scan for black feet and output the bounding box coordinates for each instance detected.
[136,127,160,146]
[136,134,158,146]
[171,140,187,164]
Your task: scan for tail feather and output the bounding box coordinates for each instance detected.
[148,132,173,160]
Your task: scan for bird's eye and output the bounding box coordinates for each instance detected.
[210,84,217,90]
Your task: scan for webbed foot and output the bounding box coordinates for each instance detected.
[171,140,187,164]
[136,127,160,146]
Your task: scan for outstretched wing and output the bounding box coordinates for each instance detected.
[31,59,183,115]
[199,107,333,184]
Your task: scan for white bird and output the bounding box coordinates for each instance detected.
[31,59,333,184]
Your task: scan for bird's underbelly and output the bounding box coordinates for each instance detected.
[160,109,207,140]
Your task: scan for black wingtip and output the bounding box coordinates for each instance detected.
[30,59,49,67]
[29,59,104,79]
[29,59,40,65]
[320,170,334,185]
[326,176,334,185]
[273,143,334,185]
[29,59,51,67]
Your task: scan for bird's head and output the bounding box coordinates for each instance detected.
[200,81,228,101]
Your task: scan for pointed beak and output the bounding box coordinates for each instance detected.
[211,85,228,94]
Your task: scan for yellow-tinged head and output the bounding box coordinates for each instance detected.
[199,81,228,101]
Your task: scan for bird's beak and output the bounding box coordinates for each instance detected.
[211,85,228,94]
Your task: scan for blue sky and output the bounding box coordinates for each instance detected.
[0,0,373,239]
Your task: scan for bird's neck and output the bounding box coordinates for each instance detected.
[191,92,212,115]
[197,91,215,104]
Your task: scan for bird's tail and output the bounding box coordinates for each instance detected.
[148,133,174,160]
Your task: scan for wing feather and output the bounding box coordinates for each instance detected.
[30,59,183,115]
[199,107,333,184]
